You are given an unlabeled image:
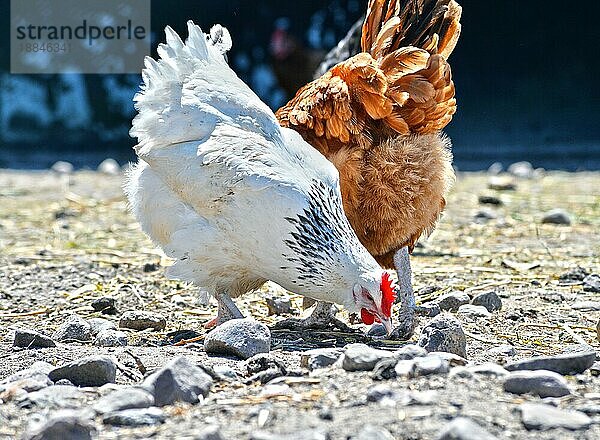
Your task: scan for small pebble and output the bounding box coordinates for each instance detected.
[470,291,502,312]
[143,262,159,272]
[520,403,591,431]
[22,386,86,410]
[504,349,596,375]
[415,303,441,317]
[473,208,497,223]
[503,370,571,397]
[49,355,117,387]
[195,425,226,440]
[52,314,92,342]
[410,355,450,377]
[507,161,534,179]
[436,417,498,440]
[300,348,342,370]
[102,407,165,426]
[119,310,166,331]
[13,329,56,349]
[23,410,94,440]
[93,387,154,414]
[457,304,491,318]
[488,176,516,191]
[50,161,74,174]
[583,274,600,293]
[436,291,470,311]
[366,384,396,402]
[97,158,121,175]
[342,343,395,372]
[571,301,600,311]
[204,318,271,360]
[142,356,213,406]
[478,195,502,206]
[94,329,128,347]
[88,318,116,336]
[418,314,467,358]
[354,425,395,440]
[487,162,503,175]
[559,266,589,282]
[91,297,118,315]
[541,209,572,225]
[265,297,292,315]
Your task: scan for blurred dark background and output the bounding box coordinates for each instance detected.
[1,0,599,170]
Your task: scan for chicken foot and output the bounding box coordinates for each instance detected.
[273,301,353,332]
[392,246,416,339]
[204,292,244,329]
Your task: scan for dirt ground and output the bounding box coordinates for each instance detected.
[0,168,599,439]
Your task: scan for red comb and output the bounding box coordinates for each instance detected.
[380,272,396,317]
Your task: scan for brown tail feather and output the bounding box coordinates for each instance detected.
[362,0,462,60]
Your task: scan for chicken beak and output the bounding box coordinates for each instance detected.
[380,316,393,336]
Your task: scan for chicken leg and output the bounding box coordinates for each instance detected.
[273,301,353,332]
[204,292,244,328]
[393,246,416,339]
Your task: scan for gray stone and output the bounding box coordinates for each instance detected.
[470,291,502,312]
[503,370,571,397]
[520,403,591,431]
[265,297,292,315]
[541,209,572,225]
[87,318,116,336]
[396,344,428,360]
[52,314,92,342]
[50,161,74,174]
[97,158,121,175]
[119,310,166,331]
[0,375,52,393]
[457,304,491,318]
[436,417,498,440]
[473,208,497,223]
[23,410,94,440]
[487,162,503,175]
[102,407,165,426]
[93,387,154,414]
[488,176,516,191]
[571,301,600,311]
[195,425,225,440]
[508,161,534,179]
[204,318,271,360]
[366,323,388,337]
[342,343,394,372]
[468,363,509,377]
[559,266,589,282]
[418,314,467,358]
[576,404,600,416]
[94,329,128,347]
[300,348,342,370]
[411,355,450,377]
[478,195,502,206]
[504,350,596,375]
[53,379,74,386]
[21,386,86,409]
[583,274,600,293]
[487,345,516,357]
[366,384,396,402]
[1,362,53,384]
[13,328,56,348]
[436,292,470,312]
[49,355,116,387]
[142,356,213,406]
[429,351,468,366]
[251,430,329,440]
[354,425,395,440]
[212,365,239,381]
[415,303,441,317]
[91,297,118,315]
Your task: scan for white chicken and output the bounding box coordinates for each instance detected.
[125,22,398,334]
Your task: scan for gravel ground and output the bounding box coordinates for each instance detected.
[0,166,599,439]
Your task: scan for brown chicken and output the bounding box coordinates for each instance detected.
[275,0,462,336]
